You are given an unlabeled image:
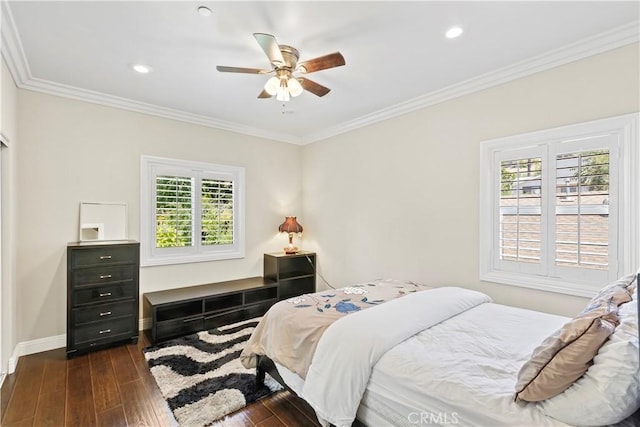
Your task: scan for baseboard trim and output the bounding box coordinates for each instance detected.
[15,334,66,361]
[8,346,18,373]
[7,344,20,374]
[140,317,151,331]
[8,321,152,372]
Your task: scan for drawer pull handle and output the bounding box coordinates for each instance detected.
[99,292,112,297]
[183,318,200,323]
[99,311,112,317]
[99,275,112,279]
[99,329,111,334]
[100,255,112,260]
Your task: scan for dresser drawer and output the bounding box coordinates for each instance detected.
[72,265,135,287]
[70,245,137,268]
[73,301,136,326]
[73,283,135,306]
[73,316,135,345]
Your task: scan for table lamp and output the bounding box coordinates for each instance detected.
[278,216,303,254]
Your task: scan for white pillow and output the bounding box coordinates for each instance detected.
[540,293,639,426]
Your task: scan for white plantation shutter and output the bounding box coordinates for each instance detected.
[495,146,546,276]
[141,156,245,266]
[554,150,609,270]
[155,175,194,248]
[550,135,616,284]
[201,178,234,246]
[480,114,638,297]
[499,157,542,264]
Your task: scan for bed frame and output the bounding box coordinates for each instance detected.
[256,355,296,394]
[255,274,640,422]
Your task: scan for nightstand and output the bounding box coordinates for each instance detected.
[264,251,316,300]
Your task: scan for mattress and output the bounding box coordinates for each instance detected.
[363,302,571,426]
[277,302,572,426]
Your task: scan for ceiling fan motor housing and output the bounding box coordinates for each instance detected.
[277,45,299,70]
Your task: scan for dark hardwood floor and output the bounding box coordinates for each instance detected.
[0,335,321,427]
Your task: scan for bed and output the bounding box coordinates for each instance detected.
[241,275,640,427]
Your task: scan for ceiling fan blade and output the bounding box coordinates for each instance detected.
[299,78,331,97]
[253,33,285,66]
[297,52,345,74]
[258,89,272,99]
[216,66,269,74]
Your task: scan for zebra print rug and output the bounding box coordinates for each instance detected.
[143,317,282,426]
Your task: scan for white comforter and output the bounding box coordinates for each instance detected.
[301,286,491,427]
[363,302,571,426]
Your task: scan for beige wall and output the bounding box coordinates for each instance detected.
[301,43,640,317]
[15,91,302,342]
[1,58,18,371]
[9,42,640,348]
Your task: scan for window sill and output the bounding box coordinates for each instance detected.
[141,250,245,267]
[480,270,602,298]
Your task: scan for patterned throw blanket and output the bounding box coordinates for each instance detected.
[240,279,431,379]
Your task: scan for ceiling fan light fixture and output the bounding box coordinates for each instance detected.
[276,86,290,102]
[288,77,303,97]
[264,76,280,95]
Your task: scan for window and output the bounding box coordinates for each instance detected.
[141,156,245,266]
[480,114,638,297]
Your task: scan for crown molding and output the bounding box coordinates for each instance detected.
[301,21,640,144]
[1,0,30,86]
[22,75,303,144]
[1,0,637,146]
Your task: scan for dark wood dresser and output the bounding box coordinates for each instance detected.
[66,241,140,358]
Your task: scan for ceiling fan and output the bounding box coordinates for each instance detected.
[216,33,345,102]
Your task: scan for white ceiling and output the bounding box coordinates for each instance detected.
[3,1,639,144]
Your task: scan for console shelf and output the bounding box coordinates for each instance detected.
[143,252,317,345]
[144,277,277,345]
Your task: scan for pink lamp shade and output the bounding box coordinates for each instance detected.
[278,217,303,254]
[278,216,303,234]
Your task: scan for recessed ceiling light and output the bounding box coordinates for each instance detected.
[197,6,212,17]
[132,64,151,74]
[445,26,464,39]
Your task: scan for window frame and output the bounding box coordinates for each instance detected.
[479,114,639,297]
[140,155,245,267]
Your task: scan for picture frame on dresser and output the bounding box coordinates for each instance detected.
[66,240,140,358]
